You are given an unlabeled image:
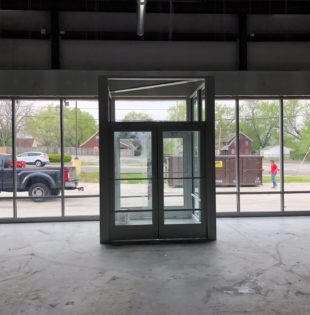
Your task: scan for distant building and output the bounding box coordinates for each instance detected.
[16,138,36,148]
[260,145,293,158]
[80,131,99,149]
[220,132,252,155]
[80,131,136,156]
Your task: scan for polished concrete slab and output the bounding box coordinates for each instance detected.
[1,218,310,315]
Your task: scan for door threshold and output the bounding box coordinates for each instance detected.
[102,237,211,245]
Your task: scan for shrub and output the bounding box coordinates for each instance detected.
[48,153,72,163]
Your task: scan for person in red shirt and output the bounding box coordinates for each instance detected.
[270,160,278,188]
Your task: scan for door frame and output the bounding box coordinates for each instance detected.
[157,123,208,239]
[109,123,158,241]
[106,122,208,241]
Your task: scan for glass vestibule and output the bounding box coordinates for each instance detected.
[108,124,207,241]
[99,77,215,242]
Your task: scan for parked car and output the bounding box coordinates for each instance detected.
[0,153,79,202]
[17,151,49,167]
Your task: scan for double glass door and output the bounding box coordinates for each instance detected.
[109,124,207,240]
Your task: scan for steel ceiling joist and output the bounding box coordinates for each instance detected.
[1,0,310,14]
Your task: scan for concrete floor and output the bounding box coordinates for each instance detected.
[1,218,310,315]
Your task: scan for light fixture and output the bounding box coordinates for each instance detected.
[137,0,147,36]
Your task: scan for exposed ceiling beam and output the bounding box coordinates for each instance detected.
[2,30,310,42]
[1,0,310,14]
[0,30,237,41]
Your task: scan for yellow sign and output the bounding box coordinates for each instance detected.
[215,160,223,168]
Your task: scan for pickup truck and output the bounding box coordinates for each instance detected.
[0,153,79,202]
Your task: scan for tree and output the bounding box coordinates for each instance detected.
[239,100,279,153]
[167,101,186,121]
[122,112,152,122]
[25,106,61,148]
[215,102,235,152]
[0,100,33,146]
[163,101,187,155]
[63,107,97,147]
[25,106,97,148]
[283,99,310,158]
[297,120,310,157]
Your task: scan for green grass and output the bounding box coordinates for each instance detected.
[80,172,310,184]
[263,175,310,183]
[120,173,146,183]
[79,172,146,183]
[79,171,99,183]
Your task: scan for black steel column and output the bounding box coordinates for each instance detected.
[236,98,241,213]
[205,77,216,240]
[51,10,60,69]
[280,98,285,212]
[60,99,65,217]
[99,77,111,243]
[12,98,17,218]
[238,14,247,70]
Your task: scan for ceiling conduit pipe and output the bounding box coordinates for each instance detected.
[137,0,147,36]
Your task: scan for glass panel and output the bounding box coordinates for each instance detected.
[202,90,206,121]
[240,194,281,212]
[17,196,62,218]
[63,100,99,216]
[0,99,13,218]
[115,100,186,122]
[163,131,202,224]
[65,182,99,216]
[114,131,152,179]
[0,198,13,218]
[114,131,153,225]
[163,131,200,179]
[192,97,199,121]
[16,100,61,217]
[164,138,184,177]
[115,180,152,210]
[164,210,201,224]
[115,211,152,226]
[65,197,99,216]
[215,100,237,193]
[283,99,310,192]
[216,194,237,212]
[164,178,184,207]
[193,132,200,177]
[285,193,310,211]
[164,178,201,209]
[239,100,280,193]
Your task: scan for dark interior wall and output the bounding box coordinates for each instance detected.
[0,11,310,70]
[1,70,310,97]
[0,10,49,30]
[60,12,237,33]
[61,41,237,70]
[248,42,310,70]
[0,39,50,69]
[248,14,310,33]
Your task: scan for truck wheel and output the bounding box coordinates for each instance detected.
[28,183,50,202]
[51,189,61,196]
[35,160,43,167]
